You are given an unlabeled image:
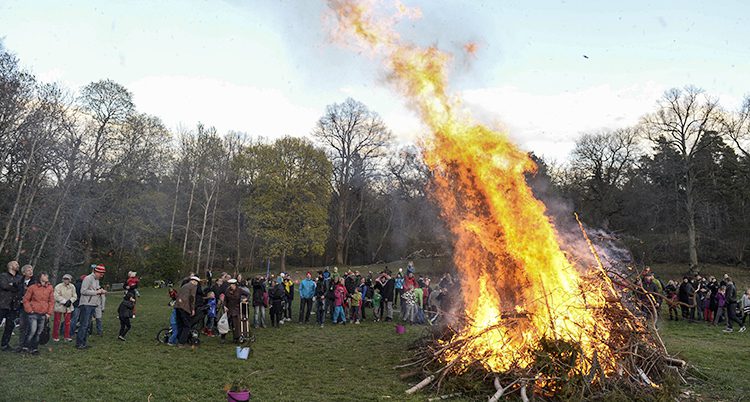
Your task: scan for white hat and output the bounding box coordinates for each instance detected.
[190,276,200,281]
[62,274,73,280]
[227,278,238,284]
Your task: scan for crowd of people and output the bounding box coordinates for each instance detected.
[164,262,456,346]
[0,259,457,354]
[639,269,750,333]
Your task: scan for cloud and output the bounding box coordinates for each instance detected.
[460,82,666,160]
[128,75,320,138]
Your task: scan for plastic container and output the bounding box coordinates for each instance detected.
[227,390,251,401]
[236,346,250,360]
[395,324,405,334]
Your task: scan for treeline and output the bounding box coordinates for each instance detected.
[553,86,750,269]
[0,45,446,282]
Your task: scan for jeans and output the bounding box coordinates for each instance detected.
[350,306,360,321]
[53,312,72,340]
[316,299,326,325]
[285,298,292,320]
[169,309,178,344]
[17,309,28,346]
[119,317,131,337]
[76,305,95,348]
[253,305,266,327]
[333,305,346,323]
[0,308,16,347]
[298,298,313,323]
[24,313,46,350]
[69,307,81,335]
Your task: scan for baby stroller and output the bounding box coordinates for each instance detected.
[238,299,254,344]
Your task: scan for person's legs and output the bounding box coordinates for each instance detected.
[63,312,72,339]
[727,304,742,329]
[316,300,325,325]
[333,306,345,323]
[118,317,130,338]
[260,306,266,327]
[16,310,28,347]
[95,317,103,335]
[52,312,62,340]
[169,309,179,344]
[0,308,16,348]
[253,306,260,327]
[76,305,94,348]
[231,315,241,341]
[25,314,42,350]
[176,309,191,344]
[386,301,393,321]
[713,307,725,326]
[298,299,305,323]
[69,307,80,336]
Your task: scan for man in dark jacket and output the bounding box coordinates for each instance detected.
[678,277,695,321]
[251,276,266,328]
[0,261,21,351]
[723,279,744,332]
[381,271,395,321]
[174,276,199,345]
[269,277,285,328]
[69,275,84,336]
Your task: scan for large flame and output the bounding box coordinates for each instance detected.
[329,0,621,374]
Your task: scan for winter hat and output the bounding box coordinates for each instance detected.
[227,279,238,284]
[93,264,106,274]
[189,276,200,282]
[62,274,73,280]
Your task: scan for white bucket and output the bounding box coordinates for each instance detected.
[236,346,250,360]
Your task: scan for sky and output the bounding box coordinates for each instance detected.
[0,0,748,161]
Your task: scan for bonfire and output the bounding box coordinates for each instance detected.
[328,1,689,400]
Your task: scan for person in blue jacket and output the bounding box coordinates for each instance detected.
[394,272,404,308]
[298,272,315,323]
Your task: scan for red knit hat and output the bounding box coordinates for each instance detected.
[94,264,106,274]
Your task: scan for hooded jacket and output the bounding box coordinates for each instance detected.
[23,282,54,315]
[79,273,103,307]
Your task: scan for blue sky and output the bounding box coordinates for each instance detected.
[0,0,747,160]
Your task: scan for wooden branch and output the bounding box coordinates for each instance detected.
[405,375,434,395]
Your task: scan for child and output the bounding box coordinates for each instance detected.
[350,288,362,324]
[168,287,177,307]
[117,292,136,341]
[372,289,382,322]
[713,286,727,326]
[741,288,750,332]
[204,291,217,337]
[664,280,679,321]
[333,278,348,324]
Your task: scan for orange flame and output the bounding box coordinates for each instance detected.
[328,0,620,374]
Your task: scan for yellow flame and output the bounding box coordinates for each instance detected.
[329,0,621,374]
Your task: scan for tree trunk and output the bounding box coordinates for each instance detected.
[335,194,346,264]
[195,183,215,273]
[182,179,197,257]
[205,193,219,272]
[169,173,181,243]
[280,249,287,272]
[685,172,699,270]
[236,202,242,271]
[0,139,37,254]
[13,174,41,260]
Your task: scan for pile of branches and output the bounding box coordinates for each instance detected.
[395,276,690,401]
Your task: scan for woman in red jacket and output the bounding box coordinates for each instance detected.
[22,272,54,354]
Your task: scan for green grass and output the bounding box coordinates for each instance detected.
[2,262,749,401]
[0,287,428,401]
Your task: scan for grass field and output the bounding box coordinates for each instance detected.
[1,262,748,401]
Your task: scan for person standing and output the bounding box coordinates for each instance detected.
[52,274,77,342]
[174,276,199,345]
[69,275,84,336]
[21,273,54,354]
[333,277,348,324]
[251,276,266,328]
[298,272,315,324]
[394,272,404,309]
[16,265,36,348]
[269,277,285,328]
[221,279,244,343]
[76,265,107,350]
[381,271,395,322]
[314,273,327,328]
[0,261,21,351]
[283,275,294,322]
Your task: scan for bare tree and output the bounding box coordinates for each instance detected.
[642,86,719,269]
[312,98,392,264]
[721,95,750,159]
